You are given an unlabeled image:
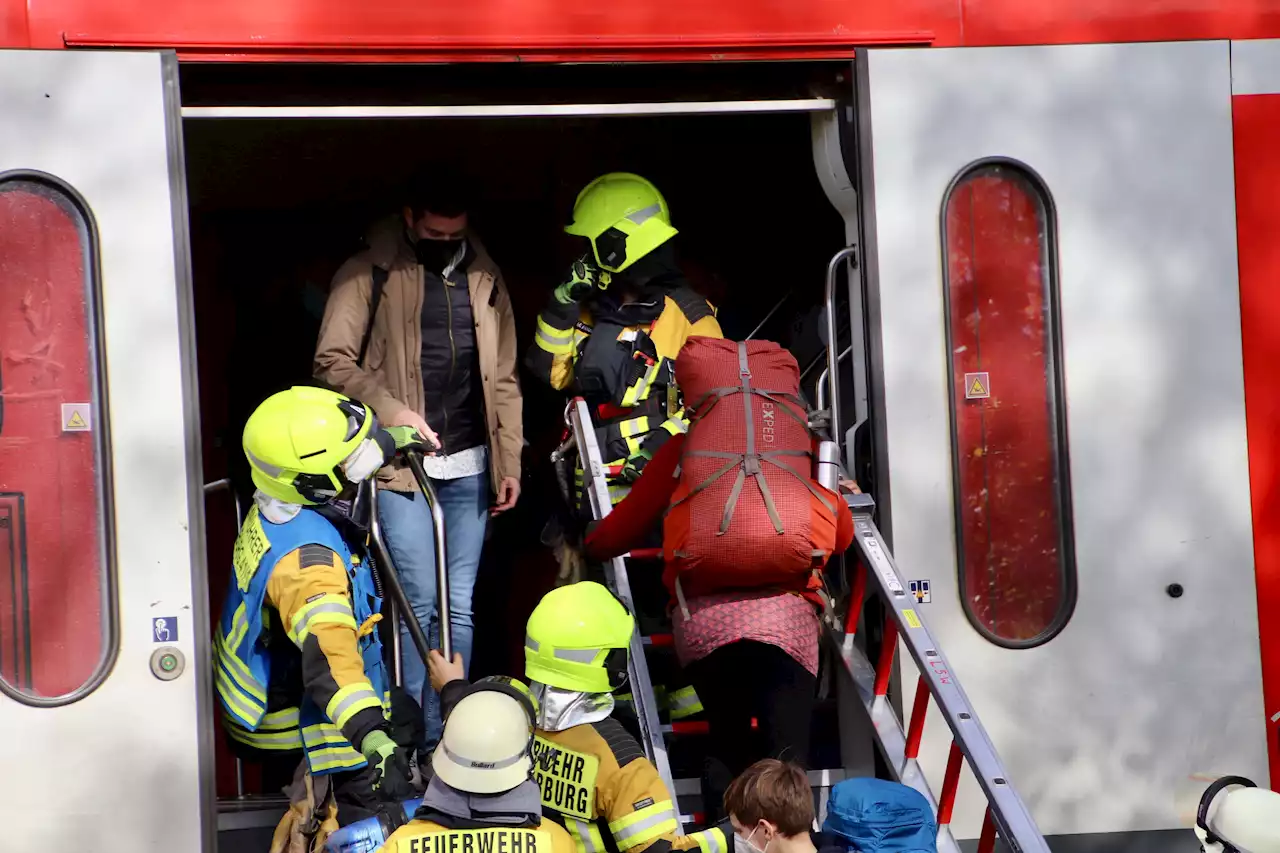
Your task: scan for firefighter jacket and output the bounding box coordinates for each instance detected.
[532,721,728,853]
[215,504,390,776]
[380,818,577,853]
[438,680,727,853]
[526,285,722,506]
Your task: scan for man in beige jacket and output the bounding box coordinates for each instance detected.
[315,176,523,759]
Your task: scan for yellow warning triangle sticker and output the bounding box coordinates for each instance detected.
[66,411,87,429]
[967,376,986,396]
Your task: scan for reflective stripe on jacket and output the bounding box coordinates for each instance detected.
[216,505,389,775]
[527,291,721,507]
[535,720,726,853]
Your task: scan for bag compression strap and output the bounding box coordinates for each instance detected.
[671,343,838,534]
[357,265,390,368]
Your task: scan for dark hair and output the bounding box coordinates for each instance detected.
[406,170,469,221]
[724,759,814,837]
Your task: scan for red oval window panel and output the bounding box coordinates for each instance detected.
[942,161,1076,647]
[0,174,114,703]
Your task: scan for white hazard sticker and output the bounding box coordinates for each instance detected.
[61,403,91,432]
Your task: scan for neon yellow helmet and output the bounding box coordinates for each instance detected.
[243,386,376,505]
[564,173,678,274]
[524,581,634,693]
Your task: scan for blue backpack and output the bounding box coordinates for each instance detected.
[822,778,938,853]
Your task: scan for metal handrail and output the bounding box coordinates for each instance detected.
[367,484,404,686]
[364,453,443,676]
[202,478,242,527]
[203,477,245,798]
[569,398,680,827]
[823,247,859,451]
[831,494,1051,853]
[815,344,852,415]
[406,453,452,663]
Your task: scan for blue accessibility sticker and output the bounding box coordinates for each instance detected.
[153,616,178,643]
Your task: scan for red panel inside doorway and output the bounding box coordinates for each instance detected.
[943,163,1073,646]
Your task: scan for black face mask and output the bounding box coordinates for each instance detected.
[610,241,679,289]
[413,235,464,273]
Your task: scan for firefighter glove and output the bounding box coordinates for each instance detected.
[620,448,653,484]
[554,258,602,305]
[360,729,414,801]
[384,424,437,455]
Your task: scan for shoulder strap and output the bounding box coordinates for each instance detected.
[666,287,715,325]
[357,265,390,368]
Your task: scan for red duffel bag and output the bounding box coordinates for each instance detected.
[664,337,842,604]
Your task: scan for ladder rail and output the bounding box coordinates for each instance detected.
[569,398,681,830]
[835,495,1051,853]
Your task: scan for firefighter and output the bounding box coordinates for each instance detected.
[524,172,712,719]
[215,386,424,835]
[428,582,729,853]
[378,681,578,853]
[525,172,723,507]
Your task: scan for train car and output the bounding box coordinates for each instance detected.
[1,1,1278,851]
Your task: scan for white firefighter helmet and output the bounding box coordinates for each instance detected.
[1195,776,1280,853]
[432,681,535,795]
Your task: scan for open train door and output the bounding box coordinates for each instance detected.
[0,50,210,850]
[857,41,1270,844]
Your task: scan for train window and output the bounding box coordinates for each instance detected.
[941,159,1076,648]
[0,172,116,704]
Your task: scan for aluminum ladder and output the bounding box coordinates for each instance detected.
[818,245,1050,853]
[567,396,684,833]
[830,493,1052,853]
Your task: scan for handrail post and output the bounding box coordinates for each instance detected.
[368,485,405,687]
[204,477,245,798]
[823,246,859,450]
[405,452,451,663]
[366,480,433,671]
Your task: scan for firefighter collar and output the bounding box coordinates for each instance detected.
[529,682,614,733]
[254,490,301,524]
[418,775,542,826]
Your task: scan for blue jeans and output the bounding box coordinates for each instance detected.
[377,472,488,749]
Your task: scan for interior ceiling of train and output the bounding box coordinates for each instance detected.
[182,109,848,356]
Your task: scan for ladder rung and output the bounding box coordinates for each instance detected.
[664,718,757,735]
[642,633,674,647]
[627,547,663,560]
[977,806,998,853]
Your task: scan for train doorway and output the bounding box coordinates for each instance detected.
[178,67,854,845]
